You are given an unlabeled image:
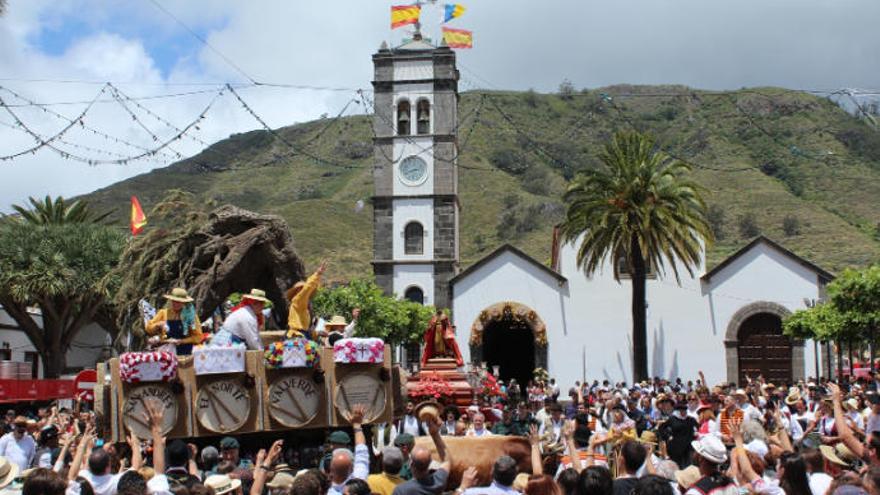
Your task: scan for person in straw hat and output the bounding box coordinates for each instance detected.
[146,287,203,355]
[286,260,327,339]
[210,289,271,350]
[322,309,360,346]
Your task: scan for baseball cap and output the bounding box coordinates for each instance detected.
[328,431,351,445]
[219,437,240,450]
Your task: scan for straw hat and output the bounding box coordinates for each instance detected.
[242,289,270,304]
[267,471,296,489]
[734,388,748,397]
[674,466,700,489]
[415,401,442,424]
[785,389,802,406]
[836,443,859,464]
[325,315,348,328]
[204,474,242,495]
[819,445,850,467]
[845,398,860,411]
[0,457,18,489]
[638,430,658,445]
[163,287,194,303]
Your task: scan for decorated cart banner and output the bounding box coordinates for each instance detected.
[0,379,76,402]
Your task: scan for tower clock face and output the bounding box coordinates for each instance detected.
[399,156,428,185]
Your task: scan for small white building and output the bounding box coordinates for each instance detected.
[0,306,112,378]
[450,234,832,388]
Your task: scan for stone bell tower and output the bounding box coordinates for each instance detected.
[371,36,460,310]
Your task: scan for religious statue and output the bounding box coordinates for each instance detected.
[422,311,463,367]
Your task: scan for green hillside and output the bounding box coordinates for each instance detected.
[81,86,880,283]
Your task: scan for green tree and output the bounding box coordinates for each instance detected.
[559,130,712,381]
[827,266,880,363]
[0,222,124,377]
[311,279,434,345]
[9,195,111,225]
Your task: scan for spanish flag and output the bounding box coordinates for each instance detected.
[391,5,420,29]
[443,4,466,23]
[130,196,147,236]
[442,27,473,49]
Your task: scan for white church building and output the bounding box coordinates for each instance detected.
[368,37,832,388]
[450,234,832,388]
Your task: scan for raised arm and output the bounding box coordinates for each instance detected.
[348,404,370,480]
[251,440,283,495]
[68,425,94,481]
[128,431,143,471]
[528,424,543,476]
[828,383,866,458]
[427,414,450,471]
[145,398,167,474]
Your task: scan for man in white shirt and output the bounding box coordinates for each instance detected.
[0,417,35,472]
[397,402,424,437]
[865,394,880,438]
[466,413,493,437]
[327,404,371,495]
[79,448,125,495]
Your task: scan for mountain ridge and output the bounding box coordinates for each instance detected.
[80,85,880,283]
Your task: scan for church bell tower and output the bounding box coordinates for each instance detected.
[371,36,460,310]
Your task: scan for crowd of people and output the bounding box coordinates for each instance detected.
[0,372,878,494]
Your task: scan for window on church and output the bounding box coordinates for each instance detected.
[404,286,424,305]
[615,256,657,279]
[416,99,430,135]
[404,221,424,254]
[397,100,411,136]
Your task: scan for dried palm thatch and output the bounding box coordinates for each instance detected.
[109,191,305,349]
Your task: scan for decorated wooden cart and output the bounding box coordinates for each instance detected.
[95,335,401,440]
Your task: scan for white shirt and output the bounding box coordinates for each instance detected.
[327,444,370,495]
[466,427,493,437]
[740,403,763,423]
[0,433,35,472]
[401,415,421,436]
[809,472,833,495]
[217,306,262,350]
[372,422,398,452]
[77,470,124,495]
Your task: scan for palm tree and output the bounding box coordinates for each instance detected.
[560,131,712,382]
[9,195,112,225]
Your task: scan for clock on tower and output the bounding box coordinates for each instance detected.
[371,36,460,311]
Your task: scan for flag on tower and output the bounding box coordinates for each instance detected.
[130,196,147,236]
[443,4,466,23]
[442,27,473,49]
[391,5,421,29]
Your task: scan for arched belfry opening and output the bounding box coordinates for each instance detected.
[469,302,548,389]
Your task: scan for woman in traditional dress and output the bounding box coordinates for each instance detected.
[145,288,203,356]
[286,261,326,339]
[210,289,270,350]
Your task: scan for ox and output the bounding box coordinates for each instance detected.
[413,435,532,488]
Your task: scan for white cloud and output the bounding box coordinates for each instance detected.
[1,0,879,211]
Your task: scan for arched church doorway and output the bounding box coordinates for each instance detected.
[469,302,548,392]
[737,312,792,384]
[482,318,535,388]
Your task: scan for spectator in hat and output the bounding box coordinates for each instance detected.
[687,434,735,495]
[327,405,370,495]
[367,446,405,495]
[322,431,352,472]
[204,473,242,495]
[220,437,251,470]
[32,424,58,469]
[393,433,415,480]
[0,416,35,472]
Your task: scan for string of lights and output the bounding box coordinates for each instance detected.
[0,85,180,160]
[0,84,110,161]
[108,83,212,148]
[108,85,184,160]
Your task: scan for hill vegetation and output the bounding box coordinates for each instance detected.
[80,85,880,283]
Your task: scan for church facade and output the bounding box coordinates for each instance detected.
[450,234,832,388]
[369,39,831,388]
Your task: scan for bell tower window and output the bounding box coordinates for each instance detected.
[416,99,431,135]
[404,221,424,255]
[397,100,411,136]
[404,286,424,305]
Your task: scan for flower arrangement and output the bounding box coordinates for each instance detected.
[409,371,454,402]
[480,373,506,400]
[333,338,385,364]
[533,367,549,384]
[264,338,319,369]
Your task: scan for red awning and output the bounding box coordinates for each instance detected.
[0,379,77,403]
